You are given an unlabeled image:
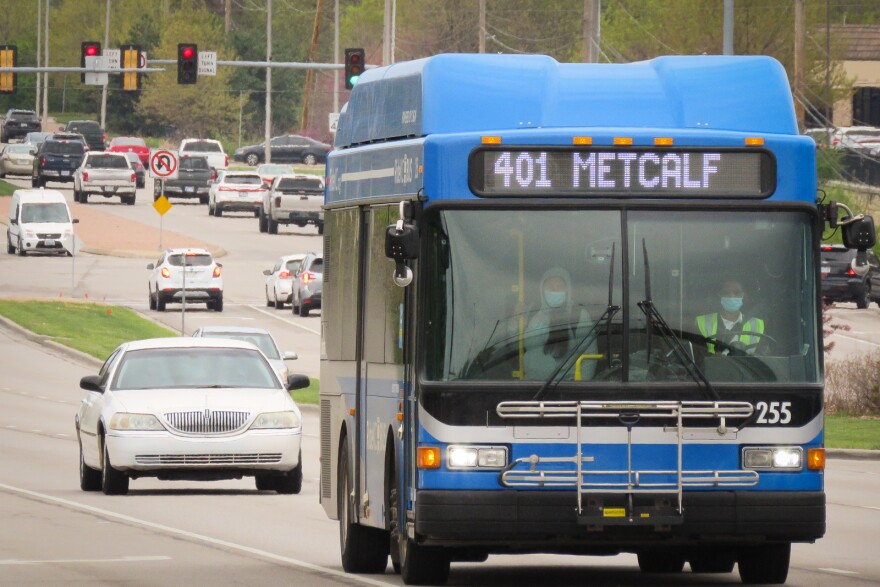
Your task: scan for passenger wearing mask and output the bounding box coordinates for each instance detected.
[695,278,765,355]
[516,267,597,380]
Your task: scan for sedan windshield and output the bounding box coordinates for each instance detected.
[20,203,69,223]
[112,348,280,390]
[86,155,128,169]
[198,332,281,360]
[167,253,212,267]
[424,208,819,385]
[224,175,262,185]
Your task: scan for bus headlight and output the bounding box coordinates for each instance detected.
[742,446,803,471]
[446,445,507,470]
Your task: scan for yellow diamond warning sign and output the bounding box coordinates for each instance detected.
[153,195,172,216]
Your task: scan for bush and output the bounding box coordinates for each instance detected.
[825,351,880,415]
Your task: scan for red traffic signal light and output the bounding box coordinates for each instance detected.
[81,41,102,83]
[177,43,198,85]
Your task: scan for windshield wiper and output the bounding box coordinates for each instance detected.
[533,243,620,401]
[636,239,720,401]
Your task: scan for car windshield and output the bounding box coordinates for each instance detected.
[278,177,323,191]
[68,122,100,132]
[197,332,281,360]
[182,141,222,152]
[225,175,262,185]
[424,208,819,385]
[167,253,212,267]
[7,145,33,154]
[9,110,37,120]
[43,141,84,156]
[112,348,280,390]
[124,153,140,163]
[309,259,323,274]
[20,203,69,223]
[286,259,303,273]
[87,155,128,169]
[180,157,210,171]
[114,138,145,146]
[821,247,852,262]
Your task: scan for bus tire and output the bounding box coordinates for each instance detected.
[688,547,735,573]
[637,549,685,573]
[737,542,790,585]
[398,535,450,586]
[338,440,388,573]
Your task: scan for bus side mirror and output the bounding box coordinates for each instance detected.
[842,215,876,252]
[385,223,418,287]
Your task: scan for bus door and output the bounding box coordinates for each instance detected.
[359,204,407,530]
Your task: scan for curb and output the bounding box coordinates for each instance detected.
[0,314,102,369]
[826,448,880,460]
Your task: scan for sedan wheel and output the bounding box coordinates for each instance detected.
[246,153,260,166]
[303,154,317,166]
[149,288,157,310]
[274,456,302,494]
[17,237,26,256]
[101,441,129,495]
[79,439,102,491]
[6,234,14,255]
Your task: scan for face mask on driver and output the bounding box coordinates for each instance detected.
[544,290,566,308]
[720,296,743,313]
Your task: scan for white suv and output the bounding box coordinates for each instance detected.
[147,248,224,312]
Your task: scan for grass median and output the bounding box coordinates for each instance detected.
[0,299,320,404]
[825,414,880,450]
[1,179,18,196]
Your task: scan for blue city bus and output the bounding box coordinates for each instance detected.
[319,54,874,585]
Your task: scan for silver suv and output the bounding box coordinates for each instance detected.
[292,253,322,317]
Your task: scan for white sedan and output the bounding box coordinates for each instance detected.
[263,253,307,309]
[75,337,309,495]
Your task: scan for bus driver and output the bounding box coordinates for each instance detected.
[695,277,765,356]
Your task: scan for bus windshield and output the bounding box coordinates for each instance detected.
[423,208,819,385]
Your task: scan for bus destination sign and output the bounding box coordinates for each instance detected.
[469,147,775,198]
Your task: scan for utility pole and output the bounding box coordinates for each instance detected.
[42,0,48,125]
[723,0,734,55]
[825,0,832,140]
[478,0,486,53]
[333,0,339,118]
[301,0,324,133]
[383,0,391,65]
[583,0,600,63]
[100,0,110,129]
[36,0,41,113]
[225,0,232,34]
[264,0,272,164]
[794,0,805,131]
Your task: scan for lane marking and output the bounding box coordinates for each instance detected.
[0,482,394,587]
[830,333,880,348]
[817,568,858,575]
[246,305,321,336]
[0,555,172,566]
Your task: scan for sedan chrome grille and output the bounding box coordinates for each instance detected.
[164,410,250,434]
[136,453,282,465]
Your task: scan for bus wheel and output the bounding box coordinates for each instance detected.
[398,534,450,586]
[637,548,685,573]
[689,547,735,573]
[737,542,790,585]
[338,441,388,573]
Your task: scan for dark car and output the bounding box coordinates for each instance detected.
[32,138,86,186]
[233,134,331,167]
[820,244,880,309]
[154,155,215,204]
[123,152,146,188]
[2,109,42,143]
[62,120,106,152]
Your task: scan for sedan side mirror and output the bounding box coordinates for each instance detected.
[146,263,155,270]
[80,374,104,393]
[72,218,80,224]
[286,373,310,391]
[9,218,17,225]
[283,351,298,361]
[262,269,272,276]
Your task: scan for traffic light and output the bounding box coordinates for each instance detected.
[177,43,198,85]
[121,44,141,92]
[344,48,365,90]
[0,45,16,94]
[81,41,101,83]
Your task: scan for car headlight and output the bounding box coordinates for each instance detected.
[251,411,301,429]
[446,445,508,470]
[742,446,803,471]
[23,230,35,238]
[109,413,165,431]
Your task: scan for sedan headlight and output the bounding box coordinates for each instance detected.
[109,413,165,431]
[23,230,35,238]
[446,445,508,470]
[742,446,803,471]
[251,411,301,429]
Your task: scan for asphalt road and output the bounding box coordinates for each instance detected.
[2,173,880,585]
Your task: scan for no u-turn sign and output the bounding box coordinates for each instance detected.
[149,149,179,179]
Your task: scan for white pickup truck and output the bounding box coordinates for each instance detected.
[73,152,137,205]
[260,174,325,234]
[179,138,228,171]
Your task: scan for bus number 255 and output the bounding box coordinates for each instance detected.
[755,401,792,425]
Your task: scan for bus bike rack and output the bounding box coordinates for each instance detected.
[495,400,759,526]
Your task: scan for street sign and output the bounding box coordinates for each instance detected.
[83,56,108,86]
[153,194,172,216]
[198,51,217,76]
[328,112,340,133]
[103,49,120,70]
[149,149,179,179]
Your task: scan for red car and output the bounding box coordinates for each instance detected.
[107,136,149,165]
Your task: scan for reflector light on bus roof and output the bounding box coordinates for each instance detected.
[654,137,674,145]
[614,137,633,145]
[745,137,765,146]
[481,136,502,144]
[573,137,592,145]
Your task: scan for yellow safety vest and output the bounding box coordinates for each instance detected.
[696,313,764,354]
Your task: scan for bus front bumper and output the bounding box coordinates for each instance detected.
[414,490,824,548]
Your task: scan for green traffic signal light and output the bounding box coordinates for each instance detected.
[344,48,365,90]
